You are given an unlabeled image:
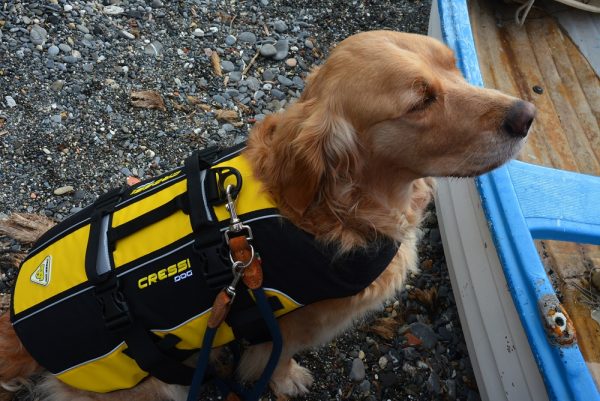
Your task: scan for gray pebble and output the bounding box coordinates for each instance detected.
[5,96,17,108]
[77,24,90,34]
[225,35,237,46]
[427,372,442,395]
[221,60,235,73]
[259,44,277,58]
[350,358,366,382]
[271,88,285,100]
[245,77,260,91]
[30,25,48,46]
[409,322,438,349]
[292,76,305,89]
[213,95,227,105]
[253,90,265,100]
[359,380,371,395]
[51,114,62,124]
[305,39,314,49]
[83,63,94,73]
[120,30,135,40]
[273,20,288,33]
[238,32,256,44]
[144,42,164,56]
[222,124,234,132]
[151,0,164,7]
[229,71,242,82]
[262,83,273,91]
[192,29,205,38]
[120,167,132,176]
[255,113,266,121]
[277,75,293,86]
[59,43,72,53]
[48,45,60,56]
[63,55,79,64]
[50,80,65,91]
[273,39,289,61]
[262,69,275,81]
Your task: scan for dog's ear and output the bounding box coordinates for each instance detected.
[281,107,361,216]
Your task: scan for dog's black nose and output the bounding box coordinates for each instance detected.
[502,100,536,138]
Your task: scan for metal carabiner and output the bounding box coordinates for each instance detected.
[224,260,246,302]
[224,184,253,243]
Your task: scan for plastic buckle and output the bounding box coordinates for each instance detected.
[193,241,234,289]
[95,275,131,331]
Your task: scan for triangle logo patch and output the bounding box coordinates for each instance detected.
[31,255,52,286]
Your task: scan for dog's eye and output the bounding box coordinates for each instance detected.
[408,93,437,113]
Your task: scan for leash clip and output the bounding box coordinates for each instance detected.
[224,184,253,243]
[224,259,248,303]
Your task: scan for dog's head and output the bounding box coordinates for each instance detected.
[248,31,534,218]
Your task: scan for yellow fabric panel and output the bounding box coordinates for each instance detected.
[263,289,303,318]
[152,308,234,350]
[13,224,91,314]
[56,343,147,393]
[112,210,192,267]
[212,155,276,222]
[112,179,187,227]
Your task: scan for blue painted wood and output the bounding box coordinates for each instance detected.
[508,161,600,245]
[437,1,600,400]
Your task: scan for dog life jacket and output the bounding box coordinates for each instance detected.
[10,144,399,393]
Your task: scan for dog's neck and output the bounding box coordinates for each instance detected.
[245,116,423,252]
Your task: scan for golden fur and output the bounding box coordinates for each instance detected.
[0,31,533,400]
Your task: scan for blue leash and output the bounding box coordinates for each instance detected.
[186,287,283,401]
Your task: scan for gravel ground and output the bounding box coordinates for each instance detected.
[0,1,480,400]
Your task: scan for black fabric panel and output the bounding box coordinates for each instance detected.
[13,289,122,373]
[250,218,399,305]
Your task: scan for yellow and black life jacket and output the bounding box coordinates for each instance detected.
[10,144,399,393]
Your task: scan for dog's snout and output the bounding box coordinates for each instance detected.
[502,100,536,138]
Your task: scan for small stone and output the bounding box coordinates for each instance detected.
[76,24,89,34]
[120,30,135,40]
[54,186,74,196]
[378,356,388,370]
[221,60,235,73]
[82,63,93,72]
[5,96,16,108]
[358,380,370,395]
[262,69,275,81]
[151,0,164,7]
[64,4,73,12]
[277,75,293,86]
[304,39,314,49]
[30,25,47,46]
[63,55,78,64]
[271,88,285,100]
[225,35,236,46]
[427,372,441,395]
[222,123,234,132]
[192,28,205,38]
[58,43,72,53]
[409,322,438,349]
[48,45,59,56]
[51,114,62,124]
[273,39,289,61]
[285,58,297,68]
[238,32,256,44]
[592,269,600,291]
[273,20,288,33]
[358,350,366,360]
[260,44,277,58]
[144,42,164,56]
[349,358,365,382]
[103,5,124,15]
[229,71,242,82]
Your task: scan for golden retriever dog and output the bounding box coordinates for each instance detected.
[0,31,534,401]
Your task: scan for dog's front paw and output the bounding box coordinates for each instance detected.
[270,358,313,400]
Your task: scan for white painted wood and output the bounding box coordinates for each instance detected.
[433,177,549,401]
